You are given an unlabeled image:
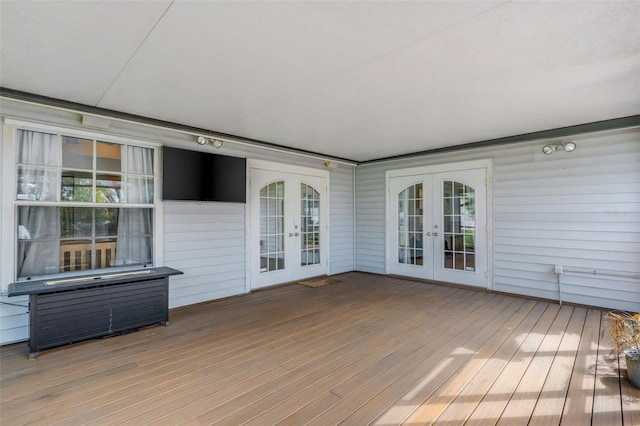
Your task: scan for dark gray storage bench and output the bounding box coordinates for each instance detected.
[8,266,183,358]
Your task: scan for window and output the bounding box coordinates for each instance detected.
[300,183,320,267]
[16,129,156,279]
[397,183,423,265]
[442,180,476,271]
[259,180,285,272]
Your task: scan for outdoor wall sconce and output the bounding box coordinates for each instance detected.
[542,141,576,155]
[195,136,224,148]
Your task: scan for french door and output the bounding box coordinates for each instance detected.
[249,162,328,289]
[387,165,488,288]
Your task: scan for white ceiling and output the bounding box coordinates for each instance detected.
[2,1,639,162]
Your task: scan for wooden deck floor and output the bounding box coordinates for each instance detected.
[1,272,638,425]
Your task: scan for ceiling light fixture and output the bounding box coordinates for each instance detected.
[212,139,223,149]
[542,141,576,155]
[196,136,207,145]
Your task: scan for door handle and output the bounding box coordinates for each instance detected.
[426,232,432,237]
[289,232,300,237]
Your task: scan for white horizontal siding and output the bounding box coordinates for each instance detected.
[354,167,387,273]
[356,128,640,310]
[328,166,355,275]
[558,274,639,312]
[163,201,246,308]
[0,295,29,345]
[492,130,640,309]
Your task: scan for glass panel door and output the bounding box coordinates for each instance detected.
[442,180,476,272]
[433,169,487,287]
[397,183,423,265]
[388,176,432,277]
[388,166,487,288]
[250,166,328,289]
[260,181,285,273]
[301,184,321,267]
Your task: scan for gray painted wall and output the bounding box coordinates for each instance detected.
[355,128,640,311]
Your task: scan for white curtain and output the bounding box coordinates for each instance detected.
[115,146,154,266]
[17,130,61,278]
[17,130,58,166]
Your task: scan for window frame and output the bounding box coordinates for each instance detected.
[3,119,163,286]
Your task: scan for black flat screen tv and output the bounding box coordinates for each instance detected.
[162,146,246,202]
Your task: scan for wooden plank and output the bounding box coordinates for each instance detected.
[19,280,427,425]
[462,303,562,425]
[0,273,627,425]
[347,298,536,425]
[2,284,366,421]
[0,282,301,386]
[0,288,318,412]
[560,308,601,425]
[405,301,549,425]
[82,280,461,424]
[528,307,587,425]
[591,311,623,426]
[210,325,434,425]
[495,305,574,425]
[232,292,494,425]
[274,391,342,425]
[189,288,491,425]
[305,295,519,425]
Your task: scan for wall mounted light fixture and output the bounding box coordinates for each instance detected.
[195,136,224,148]
[542,141,576,155]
